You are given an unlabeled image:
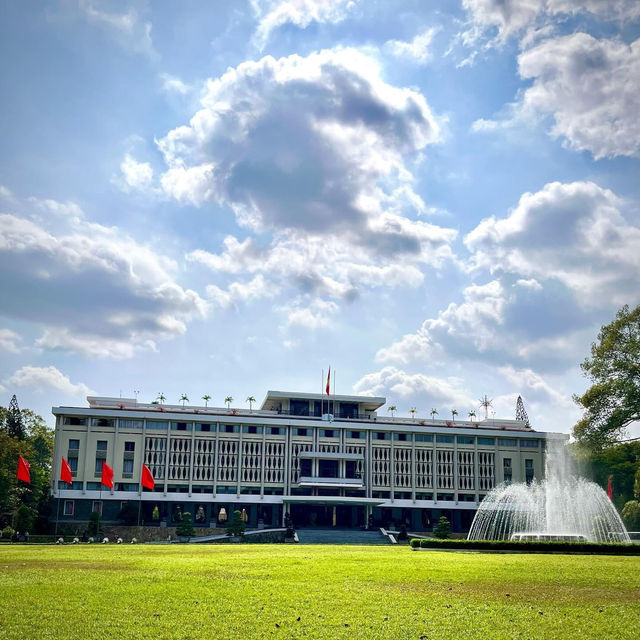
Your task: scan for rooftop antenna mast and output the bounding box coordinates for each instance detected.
[515,395,530,427]
[479,395,493,420]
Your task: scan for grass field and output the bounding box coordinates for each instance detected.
[1,545,639,640]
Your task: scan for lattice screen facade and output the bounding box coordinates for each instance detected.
[241,440,262,484]
[263,441,285,484]
[478,452,495,491]
[345,445,365,480]
[394,447,412,488]
[414,447,432,488]
[168,438,191,481]
[371,446,391,487]
[192,438,215,482]
[436,449,454,489]
[144,436,166,480]
[290,442,312,484]
[217,439,238,483]
[457,451,475,490]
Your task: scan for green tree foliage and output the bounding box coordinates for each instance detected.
[433,515,451,539]
[226,510,246,537]
[573,305,640,451]
[176,511,195,538]
[87,511,102,537]
[12,504,36,532]
[621,501,640,530]
[5,395,26,440]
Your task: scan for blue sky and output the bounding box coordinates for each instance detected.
[1,0,639,436]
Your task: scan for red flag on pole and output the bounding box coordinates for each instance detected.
[141,464,155,490]
[607,475,613,500]
[60,458,73,484]
[101,462,114,489]
[16,456,31,483]
[326,367,331,396]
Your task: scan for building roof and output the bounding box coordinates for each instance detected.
[259,390,386,412]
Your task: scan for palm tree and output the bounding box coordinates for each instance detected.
[409,407,417,420]
[202,394,211,407]
[246,396,256,411]
[225,396,233,409]
[157,393,166,405]
[468,410,476,423]
[430,408,438,422]
[451,409,458,423]
[180,394,189,407]
[387,405,397,418]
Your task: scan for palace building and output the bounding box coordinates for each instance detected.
[51,391,566,532]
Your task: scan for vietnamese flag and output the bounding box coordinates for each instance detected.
[101,462,114,489]
[16,456,30,483]
[326,366,331,396]
[607,475,613,500]
[141,464,155,490]
[60,458,73,484]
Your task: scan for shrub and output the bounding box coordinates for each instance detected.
[226,510,246,537]
[410,538,421,548]
[2,525,15,540]
[12,504,36,533]
[176,511,195,538]
[622,500,640,530]
[433,516,451,539]
[87,512,102,537]
[413,538,640,554]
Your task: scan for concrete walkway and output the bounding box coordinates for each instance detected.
[295,528,392,545]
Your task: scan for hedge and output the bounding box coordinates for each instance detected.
[410,537,640,554]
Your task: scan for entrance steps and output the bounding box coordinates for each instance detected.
[295,528,392,545]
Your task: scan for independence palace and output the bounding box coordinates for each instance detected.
[51,391,565,532]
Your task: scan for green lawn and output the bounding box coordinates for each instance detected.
[1,545,639,639]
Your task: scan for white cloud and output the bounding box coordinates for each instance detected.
[251,0,359,48]
[385,28,437,65]
[159,73,191,95]
[7,365,94,397]
[499,365,571,407]
[0,195,208,358]
[205,274,272,309]
[79,0,155,58]
[280,298,338,329]
[0,329,21,353]
[119,153,155,191]
[353,366,475,411]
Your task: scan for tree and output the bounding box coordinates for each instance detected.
[87,511,102,537]
[433,515,451,539]
[409,407,417,420]
[621,500,640,530]
[12,504,35,533]
[225,396,233,409]
[430,409,438,422]
[202,395,211,407]
[179,394,189,407]
[176,511,195,538]
[156,393,166,404]
[573,304,640,451]
[387,405,397,417]
[5,396,26,441]
[451,409,458,423]
[246,396,256,410]
[226,510,245,537]
[468,411,476,422]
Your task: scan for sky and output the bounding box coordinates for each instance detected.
[0,0,639,437]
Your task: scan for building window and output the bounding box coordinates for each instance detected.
[69,457,78,473]
[503,458,512,484]
[393,433,411,441]
[456,436,474,445]
[96,440,108,451]
[347,431,363,439]
[92,501,103,516]
[500,438,518,447]
[375,432,390,440]
[123,459,134,474]
[195,423,214,432]
[520,439,539,448]
[415,434,433,442]
[290,399,310,416]
[94,458,104,474]
[171,422,191,431]
[124,441,135,452]
[477,437,495,446]
[63,416,87,426]
[93,418,115,427]
[63,500,74,516]
[267,427,284,435]
[525,459,534,485]
[68,439,80,450]
[221,424,239,433]
[293,428,309,436]
[340,403,358,419]
[319,429,335,438]
[436,435,454,444]
[242,425,263,434]
[119,419,143,429]
[147,421,168,430]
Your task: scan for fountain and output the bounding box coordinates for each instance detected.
[467,438,630,543]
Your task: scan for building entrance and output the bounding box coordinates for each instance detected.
[289,503,365,528]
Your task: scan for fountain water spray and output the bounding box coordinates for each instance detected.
[467,438,630,542]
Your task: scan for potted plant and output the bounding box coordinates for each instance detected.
[176,512,195,542]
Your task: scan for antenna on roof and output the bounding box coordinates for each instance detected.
[479,395,493,420]
[515,395,530,427]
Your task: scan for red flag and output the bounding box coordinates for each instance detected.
[16,456,30,483]
[607,475,613,500]
[141,464,155,490]
[101,462,114,488]
[60,458,73,484]
[326,367,331,396]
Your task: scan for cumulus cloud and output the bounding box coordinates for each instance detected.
[159,73,191,95]
[279,298,339,329]
[0,195,207,358]
[251,0,360,48]
[499,365,571,407]
[118,153,155,191]
[0,329,21,353]
[376,181,640,372]
[205,274,272,309]
[353,366,475,410]
[7,365,94,397]
[385,28,437,65]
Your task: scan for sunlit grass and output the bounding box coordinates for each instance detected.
[1,545,639,639]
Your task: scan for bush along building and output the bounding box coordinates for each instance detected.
[51,391,566,533]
